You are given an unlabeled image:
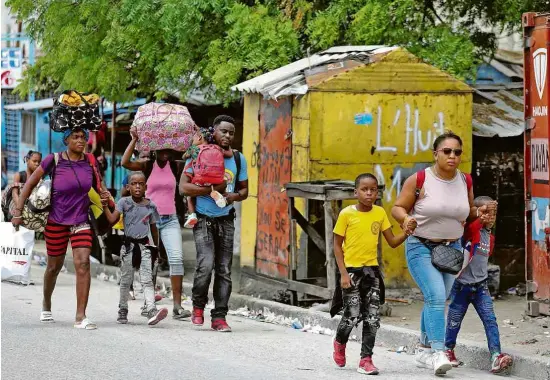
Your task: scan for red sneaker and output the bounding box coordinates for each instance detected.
[211,318,232,332]
[491,353,513,374]
[192,307,204,326]
[357,356,379,375]
[445,349,460,367]
[333,340,346,367]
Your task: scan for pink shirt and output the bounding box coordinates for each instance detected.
[145,161,176,216]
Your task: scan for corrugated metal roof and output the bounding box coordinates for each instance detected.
[232,46,397,99]
[472,87,524,137]
[488,59,523,80]
[4,98,53,110]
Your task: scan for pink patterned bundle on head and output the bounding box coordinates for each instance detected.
[131,102,197,153]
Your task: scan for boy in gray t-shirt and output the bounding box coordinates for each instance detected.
[444,196,512,375]
[102,171,168,326]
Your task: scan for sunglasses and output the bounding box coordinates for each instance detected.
[437,148,463,157]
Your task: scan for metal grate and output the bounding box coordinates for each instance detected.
[1,89,21,173]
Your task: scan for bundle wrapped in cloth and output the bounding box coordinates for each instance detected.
[50,90,102,132]
[59,91,100,106]
[131,102,197,153]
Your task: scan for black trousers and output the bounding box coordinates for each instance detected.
[335,270,381,358]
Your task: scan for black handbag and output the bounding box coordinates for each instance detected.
[50,90,101,132]
[418,238,464,275]
[430,244,464,275]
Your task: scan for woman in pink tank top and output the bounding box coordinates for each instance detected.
[391,131,495,375]
[122,130,191,320]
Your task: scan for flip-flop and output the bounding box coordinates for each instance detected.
[40,311,54,323]
[173,306,191,320]
[74,318,97,330]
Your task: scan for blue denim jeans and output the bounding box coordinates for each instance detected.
[406,236,459,351]
[157,214,184,276]
[445,280,501,354]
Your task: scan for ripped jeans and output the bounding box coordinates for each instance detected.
[445,280,501,354]
[335,269,381,358]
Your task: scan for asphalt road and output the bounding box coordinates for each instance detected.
[1,267,527,380]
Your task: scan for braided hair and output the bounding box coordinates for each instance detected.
[24,150,42,163]
[200,126,215,144]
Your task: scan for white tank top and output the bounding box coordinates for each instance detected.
[411,168,470,240]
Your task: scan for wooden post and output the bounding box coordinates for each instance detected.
[288,197,297,277]
[324,200,336,292]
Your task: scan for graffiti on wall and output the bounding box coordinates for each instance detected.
[354,104,445,155]
[374,163,432,203]
[255,98,292,278]
[355,103,445,201]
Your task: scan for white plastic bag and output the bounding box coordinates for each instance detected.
[0,222,35,285]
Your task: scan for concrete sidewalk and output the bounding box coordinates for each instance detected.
[30,239,550,380]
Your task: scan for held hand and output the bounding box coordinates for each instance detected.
[478,201,497,223]
[100,190,111,207]
[224,193,240,204]
[11,214,22,228]
[100,190,111,201]
[341,273,353,289]
[403,215,417,235]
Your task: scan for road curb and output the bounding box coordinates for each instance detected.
[32,249,550,380]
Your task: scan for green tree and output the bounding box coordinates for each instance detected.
[6,0,549,102]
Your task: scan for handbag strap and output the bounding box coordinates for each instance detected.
[73,90,90,106]
[65,151,85,193]
[155,103,174,123]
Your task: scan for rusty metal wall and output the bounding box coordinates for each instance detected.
[255,98,292,278]
[523,12,550,315]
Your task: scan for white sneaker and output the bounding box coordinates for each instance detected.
[431,351,452,376]
[415,347,433,369]
[184,213,198,229]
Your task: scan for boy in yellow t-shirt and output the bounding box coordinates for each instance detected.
[332,173,416,375]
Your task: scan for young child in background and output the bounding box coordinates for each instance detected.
[102,171,168,326]
[445,196,513,374]
[331,173,416,375]
[2,150,42,221]
[182,127,226,228]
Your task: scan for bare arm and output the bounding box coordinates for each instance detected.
[179,171,227,197]
[334,233,352,289]
[11,172,21,205]
[121,133,145,171]
[382,228,408,248]
[14,167,44,211]
[391,174,420,235]
[150,223,159,247]
[391,174,417,225]
[467,187,477,221]
[102,206,121,226]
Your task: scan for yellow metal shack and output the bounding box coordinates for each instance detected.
[233,46,473,288]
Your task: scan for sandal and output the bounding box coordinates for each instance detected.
[40,311,54,323]
[74,318,97,330]
[173,306,191,320]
